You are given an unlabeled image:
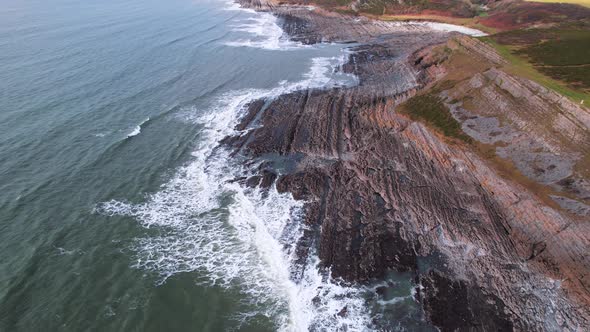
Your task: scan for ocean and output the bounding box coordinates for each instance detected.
[0,0,431,330]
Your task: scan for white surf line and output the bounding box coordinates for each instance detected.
[126,117,150,138]
[96,52,372,331]
[224,2,310,50]
[416,21,487,37]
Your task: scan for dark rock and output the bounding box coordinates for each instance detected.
[420,270,514,332]
[246,176,261,188]
[236,99,266,131]
[337,305,348,317]
[260,170,277,188]
[229,0,590,330]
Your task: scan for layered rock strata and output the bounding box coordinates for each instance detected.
[228,1,590,330]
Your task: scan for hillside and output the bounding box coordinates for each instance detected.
[233,0,590,329]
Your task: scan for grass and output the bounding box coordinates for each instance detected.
[358,0,386,15]
[537,65,590,91]
[515,30,590,66]
[511,29,590,91]
[524,0,590,7]
[400,93,472,143]
[479,36,590,104]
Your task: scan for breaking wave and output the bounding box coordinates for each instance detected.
[126,117,150,138]
[96,53,376,331]
[224,4,308,50]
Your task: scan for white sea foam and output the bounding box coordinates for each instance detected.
[55,246,83,256]
[222,0,255,13]
[417,21,487,37]
[126,117,150,138]
[225,9,307,50]
[96,54,375,330]
[127,126,141,138]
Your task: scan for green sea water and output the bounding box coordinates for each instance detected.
[0,0,433,330]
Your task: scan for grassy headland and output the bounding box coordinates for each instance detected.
[525,0,590,8]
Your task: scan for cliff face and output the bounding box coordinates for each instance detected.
[410,35,590,216]
[230,1,590,330]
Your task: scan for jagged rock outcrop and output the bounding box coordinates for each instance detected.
[229,1,590,330]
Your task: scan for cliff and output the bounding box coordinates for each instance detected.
[229,1,590,330]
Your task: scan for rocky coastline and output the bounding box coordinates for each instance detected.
[227,0,590,330]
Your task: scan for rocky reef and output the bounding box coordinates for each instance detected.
[229,0,590,330]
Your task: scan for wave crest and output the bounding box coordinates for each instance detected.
[96,34,378,331]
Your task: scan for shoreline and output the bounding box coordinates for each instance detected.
[228,0,590,330]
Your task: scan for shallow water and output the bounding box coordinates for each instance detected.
[0,0,433,330]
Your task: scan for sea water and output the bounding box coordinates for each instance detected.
[0,0,433,330]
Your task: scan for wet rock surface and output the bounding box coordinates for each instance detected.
[229,1,590,330]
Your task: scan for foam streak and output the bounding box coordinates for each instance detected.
[96,53,373,330]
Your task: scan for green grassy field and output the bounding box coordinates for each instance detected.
[525,0,590,7]
[481,33,590,104]
[512,30,590,91]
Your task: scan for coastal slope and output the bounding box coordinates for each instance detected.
[229,0,590,330]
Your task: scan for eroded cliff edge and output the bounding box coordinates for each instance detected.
[228,1,590,330]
